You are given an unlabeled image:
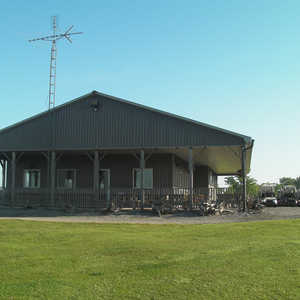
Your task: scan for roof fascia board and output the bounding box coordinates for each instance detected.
[0,144,248,152]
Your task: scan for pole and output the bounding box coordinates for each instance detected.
[241,146,247,212]
[48,16,57,109]
[29,17,83,110]
[1,160,4,189]
[140,150,145,210]
[48,40,57,109]
[11,152,16,207]
[106,169,111,210]
[50,151,56,207]
[94,151,99,208]
[188,148,194,210]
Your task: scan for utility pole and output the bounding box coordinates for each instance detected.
[29,16,83,109]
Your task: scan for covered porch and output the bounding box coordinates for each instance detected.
[0,144,252,211]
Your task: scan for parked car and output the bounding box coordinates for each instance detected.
[263,197,278,207]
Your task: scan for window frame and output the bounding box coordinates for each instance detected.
[56,169,77,190]
[132,168,153,189]
[23,169,41,189]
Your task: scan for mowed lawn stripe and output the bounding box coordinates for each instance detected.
[0,220,299,300]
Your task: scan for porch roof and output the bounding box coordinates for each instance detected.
[0,143,252,175]
[102,145,253,175]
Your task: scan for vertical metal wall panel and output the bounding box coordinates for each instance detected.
[194,166,209,188]
[0,115,51,150]
[174,157,189,188]
[0,93,245,151]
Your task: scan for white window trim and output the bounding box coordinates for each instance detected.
[56,169,77,189]
[23,169,41,189]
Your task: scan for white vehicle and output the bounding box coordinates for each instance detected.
[262,197,277,207]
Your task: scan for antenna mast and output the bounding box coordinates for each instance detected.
[29,16,83,110]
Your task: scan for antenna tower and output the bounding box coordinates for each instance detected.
[29,16,83,109]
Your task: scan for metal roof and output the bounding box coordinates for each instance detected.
[0,90,254,174]
[0,90,252,145]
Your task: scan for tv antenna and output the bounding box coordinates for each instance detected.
[29,16,83,109]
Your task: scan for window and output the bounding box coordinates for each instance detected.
[133,168,153,189]
[24,169,40,188]
[57,169,76,189]
[99,169,110,190]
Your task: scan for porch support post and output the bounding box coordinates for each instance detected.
[50,151,56,207]
[4,160,6,189]
[42,152,50,204]
[11,152,16,207]
[1,160,5,188]
[171,154,175,188]
[188,148,194,210]
[140,149,145,210]
[241,145,247,212]
[47,153,50,197]
[94,151,100,207]
[106,170,111,210]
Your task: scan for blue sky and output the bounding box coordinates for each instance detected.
[1,0,300,185]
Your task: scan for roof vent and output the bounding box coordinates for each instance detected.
[90,99,100,112]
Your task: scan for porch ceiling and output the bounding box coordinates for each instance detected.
[0,145,252,176]
[160,145,252,175]
[88,146,252,175]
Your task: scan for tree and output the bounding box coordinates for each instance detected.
[275,183,283,193]
[224,176,259,198]
[279,177,296,186]
[294,177,300,189]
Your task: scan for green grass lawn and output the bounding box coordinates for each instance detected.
[0,220,300,300]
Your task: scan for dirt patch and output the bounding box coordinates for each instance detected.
[1,206,300,224]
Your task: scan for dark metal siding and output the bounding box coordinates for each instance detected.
[147,154,172,188]
[194,166,209,188]
[100,153,172,188]
[173,158,210,188]
[0,94,244,151]
[9,153,174,189]
[173,157,189,188]
[56,154,93,189]
[0,116,51,150]
[8,154,48,189]
[100,154,139,188]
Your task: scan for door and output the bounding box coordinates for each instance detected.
[99,169,111,209]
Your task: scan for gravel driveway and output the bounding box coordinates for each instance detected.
[1,206,300,224]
